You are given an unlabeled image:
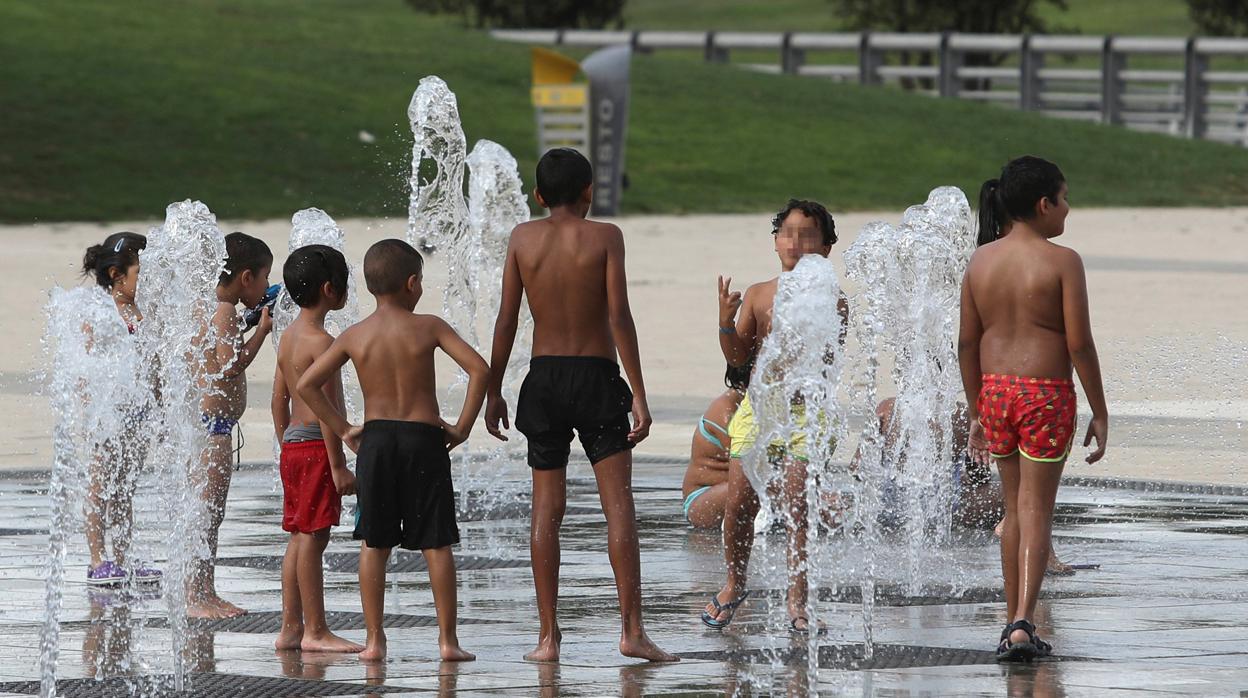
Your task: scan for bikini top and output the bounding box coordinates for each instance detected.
[698,416,729,451]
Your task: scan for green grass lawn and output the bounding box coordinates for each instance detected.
[3,0,1245,223]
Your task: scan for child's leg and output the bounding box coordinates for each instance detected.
[276,533,304,650]
[686,483,731,531]
[1008,455,1065,644]
[995,454,1022,624]
[190,434,243,616]
[525,467,566,662]
[422,546,474,661]
[705,458,759,623]
[299,529,364,652]
[781,457,811,626]
[358,543,391,661]
[592,451,677,662]
[109,444,138,567]
[84,447,111,568]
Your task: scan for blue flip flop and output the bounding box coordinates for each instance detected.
[701,590,751,629]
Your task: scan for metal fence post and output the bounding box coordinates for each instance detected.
[1185,37,1208,138]
[1102,36,1124,125]
[860,32,880,85]
[782,32,805,74]
[938,32,958,97]
[1020,34,1039,111]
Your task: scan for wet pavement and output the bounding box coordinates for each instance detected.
[1,457,1247,696]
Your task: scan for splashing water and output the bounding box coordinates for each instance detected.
[134,200,227,692]
[271,208,364,423]
[40,285,151,696]
[741,254,849,681]
[406,77,534,536]
[844,188,974,618]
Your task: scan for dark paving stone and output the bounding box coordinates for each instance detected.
[681,643,1062,670]
[216,552,530,574]
[0,672,400,696]
[0,528,46,537]
[674,584,1115,608]
[58,609,504,633]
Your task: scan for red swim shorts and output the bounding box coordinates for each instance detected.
[280,439,342,534]
[977,374,1077,463]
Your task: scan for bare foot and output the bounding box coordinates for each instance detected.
[301,630,366,653]
[1046,549,1075,576]
[523,629,561,662]
[359,636,387,662]
[275,625,304,650]
[187,599,229,620]
[620,633,679,663]
[211,596,247,618]
[439,643,476,662]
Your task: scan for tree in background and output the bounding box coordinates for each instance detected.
[831,0,1068,89]
[406,0,626,29]
[1189,0,1248,36]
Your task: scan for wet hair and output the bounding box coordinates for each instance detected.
[977,156,1066,247]
[536,147,593,208]
[725,357,754,391]
[220,232,273,285]
[363,239,423,295]
[772,199,837,246]
[283,245,348,308]
[82,232,146,289]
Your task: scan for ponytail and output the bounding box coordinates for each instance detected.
[82,232,146,289]
[976,178,1005,247]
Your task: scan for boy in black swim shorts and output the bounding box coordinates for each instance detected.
[484,148,676,663]
[298,239,488,663]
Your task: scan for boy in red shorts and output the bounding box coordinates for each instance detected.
[960,156,1108,662]
[271,245,363,653]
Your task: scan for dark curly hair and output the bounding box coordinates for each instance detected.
[772,199,836,246]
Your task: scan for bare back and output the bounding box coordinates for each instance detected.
[276,318,341,429]
[965,236,1075,379]
[339,308,443,424]
[510,217,619,359]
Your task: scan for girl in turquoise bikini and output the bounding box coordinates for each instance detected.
[681,361,752,529]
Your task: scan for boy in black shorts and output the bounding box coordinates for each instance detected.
[485,148,677,663]
[298,239,488,662]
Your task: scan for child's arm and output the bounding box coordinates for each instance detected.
[438,318,490,450]
[485,238,523,440]
[1061,250,1108,464]
[604,226,651,443]
[717,277,757,367]
[271,362,290,442]
[957,267,989,465]
[321,366,355,495]
[218,307,273,378]
[295,335,358,451]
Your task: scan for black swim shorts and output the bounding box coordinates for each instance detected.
[515,356,635,470]
[353,420,460,551]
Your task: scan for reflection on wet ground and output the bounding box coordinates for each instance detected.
[1,461,1246,696]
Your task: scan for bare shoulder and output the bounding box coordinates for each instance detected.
[411,313,451,334]
[745,277,777,297]
[1048,242,1083,267]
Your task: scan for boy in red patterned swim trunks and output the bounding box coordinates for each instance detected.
[959,156,1108,663]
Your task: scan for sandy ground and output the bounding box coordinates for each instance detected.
[3,207,1246,484]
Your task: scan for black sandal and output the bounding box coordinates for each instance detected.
[996,619,1041,662]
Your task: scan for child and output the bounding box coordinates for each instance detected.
[193,232,274,619]
[681,361,753,531]
[297,239,485,662]
[959,156,1107,661]
[705,199,846,634]
[484,147,676,663]
[271,245,363,653]
[81,232,162,586]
